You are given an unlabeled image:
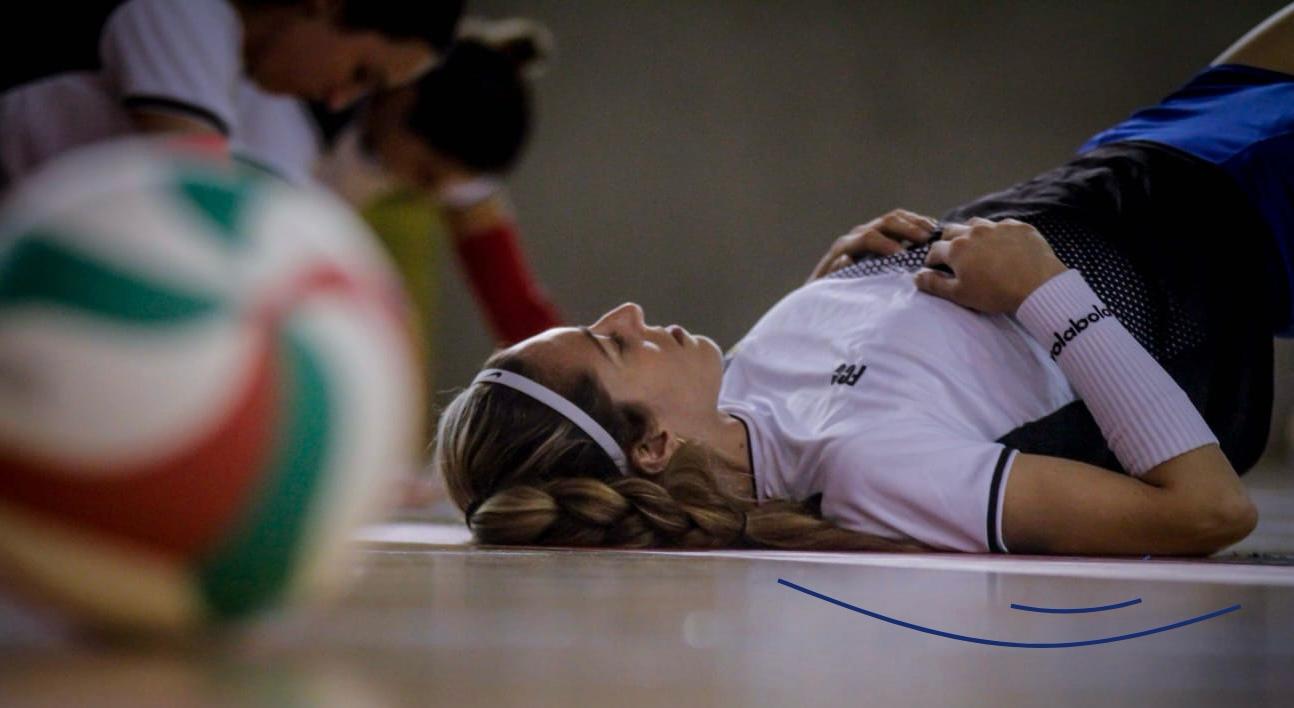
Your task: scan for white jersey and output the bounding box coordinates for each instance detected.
[718,272,1077,553]
[0,0,321,186]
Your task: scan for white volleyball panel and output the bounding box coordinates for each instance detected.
[0,308,261,469]
[236,180,402,303]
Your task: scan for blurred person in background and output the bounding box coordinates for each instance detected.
[0,0,464,186]
[318,18,563,360]
[316,20,564,510]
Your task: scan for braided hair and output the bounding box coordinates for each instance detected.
[434,350,926,551]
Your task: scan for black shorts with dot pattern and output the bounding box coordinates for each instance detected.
[829,141,1282,474]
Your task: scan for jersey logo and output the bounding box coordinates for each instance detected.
[831,363,866,386]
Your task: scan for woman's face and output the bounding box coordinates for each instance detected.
[513,303,728,438]
[247,17,434,110]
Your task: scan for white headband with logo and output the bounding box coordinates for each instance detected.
[472,368,630,475]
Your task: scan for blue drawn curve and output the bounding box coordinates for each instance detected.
[1010,597,1142,614]
[778,579,1239,649]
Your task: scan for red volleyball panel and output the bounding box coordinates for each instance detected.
[0,332,278,561]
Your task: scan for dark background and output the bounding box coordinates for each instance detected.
[438,1,1293,458]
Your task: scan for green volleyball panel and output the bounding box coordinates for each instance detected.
[195,327,332,620]
[0,235,220,322]
[173,168,263,246]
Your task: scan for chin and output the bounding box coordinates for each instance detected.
[699,335,725,368]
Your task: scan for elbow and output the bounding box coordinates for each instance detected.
[1193,494,1259,554]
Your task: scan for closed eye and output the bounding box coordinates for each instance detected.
[579,326,616,363]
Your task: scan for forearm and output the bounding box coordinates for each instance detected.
[1014,269,1221,479]
[1005,452,1247,555]
[450,212,562,345]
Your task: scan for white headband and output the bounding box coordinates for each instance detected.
[472,368,630,475]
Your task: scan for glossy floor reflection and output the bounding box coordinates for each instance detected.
[2,536,1292,707]
[2,460,1292,707]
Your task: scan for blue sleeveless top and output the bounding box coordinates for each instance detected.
[1081,63,1294,335]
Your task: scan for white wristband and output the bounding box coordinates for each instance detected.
[1014,269,1218,476]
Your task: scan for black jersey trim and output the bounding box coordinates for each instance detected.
[986,447,1012,554]
[121,95,230,135]
[726,410,760,502]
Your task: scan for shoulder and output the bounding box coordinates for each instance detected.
[100,0,244,133]
[106,0,238,31]
[101,0,242,69]
[817,420,1014,552]
[817,418,1009,503]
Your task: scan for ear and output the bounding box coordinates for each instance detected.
[631,428,683,475]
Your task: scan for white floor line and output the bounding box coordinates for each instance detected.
[359,522,472,546]
[358,522,1294,588]
[642,549,1294,587]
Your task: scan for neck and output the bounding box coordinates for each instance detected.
[705,412,755,499]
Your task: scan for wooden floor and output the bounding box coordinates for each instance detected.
[2,462,1292,707]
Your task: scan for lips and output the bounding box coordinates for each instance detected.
[668,325,688,345]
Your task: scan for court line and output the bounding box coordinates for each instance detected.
[778,578,1241,648]
[356,523,1294,587]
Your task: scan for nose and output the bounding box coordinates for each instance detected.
[592,302,647,334]
[616,302,646,328]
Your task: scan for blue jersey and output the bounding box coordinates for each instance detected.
[1081,63,1294,335]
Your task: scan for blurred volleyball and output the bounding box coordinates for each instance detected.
[0,139,422,634]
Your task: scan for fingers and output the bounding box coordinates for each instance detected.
[924,238,953,269]
[818,232,895,279]
[876,209,940,244]
[896,208,940,230]
[840,212,937,254]
[844,210,938,246]
[809,246,854,281]
[808,251,836,282]
[809,209,942,282]
[852,228,906,256]
[914,216,1063,314]
[917,223,966,297]
[938,222,971,242]
[809,248,856,282]
[810,224,904,281]
[914,267,958,300]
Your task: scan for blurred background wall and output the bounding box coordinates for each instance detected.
[440,0,1293,460]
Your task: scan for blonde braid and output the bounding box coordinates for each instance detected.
[466,444,925,551]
